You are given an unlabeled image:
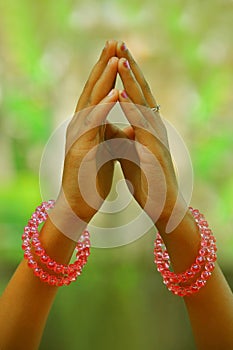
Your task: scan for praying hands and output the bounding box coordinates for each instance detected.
[0,40,232,350]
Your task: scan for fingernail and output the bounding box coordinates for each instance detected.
[108,89,115,96]
[123,59,130,69]
[107,57,114,65]
[121,90,128,99]
[121,42,127,51]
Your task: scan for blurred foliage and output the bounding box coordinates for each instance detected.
[0,0,232,349]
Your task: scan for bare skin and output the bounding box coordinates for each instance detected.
[0,40,232,350]
[114,41,233,349]
[0,40,120,350]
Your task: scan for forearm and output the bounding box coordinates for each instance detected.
[156,209,233,349]
[0,217,82,350]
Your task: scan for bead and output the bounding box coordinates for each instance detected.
[210,235,216,243]
[154,246,162,252]
[28,220,38,228]
[163,278,171,285]
[207,253,217,262]
[199,220,208,227]
[73,260,82,269]
[185,270,194,279]
[199,248,209,257]
[83,246,90,255]
[196,279,206,288]
[24,226,31,234]
[163,252,169,261]
[180,274,188,283]
[54,264,64,274]
[67,265,76,275]
[68,272,78,282]
[170,285,181,295]
[211,245,217,252]
[48,199,55,207]
[32,237,40,247]
[76,242,84,250]
[62,277,71,286]
[35,246,45,256]
[184,288,192,296]
[22,233,27,240]
[201,240,209,247]
[191,264,201,273]
[22,241,30,250]
[48,275,58,286]
[157,265,165,273]
[56,277,64,287]
[47,260,55,269]
[28,259,37,269]
[190,284,199,293]
[177,289,186,297]
[169,275,179,284]
[192,209,200,217]
[40,271,49,282]
[24,251,32,259]
[63,266,69,275]
[34,267,42,277]
[83,239,91,248]
[205,262,215,272]
[201,271,211,280]
[196,256,205,265]
[41,255,49,263]
[155,252,163,260]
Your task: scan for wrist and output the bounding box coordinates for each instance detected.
[155,193,188,233]
[53,192,94,237]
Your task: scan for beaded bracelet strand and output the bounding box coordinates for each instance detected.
[22,202,217,294]
[22,200,90,287]
[154,207,217,297]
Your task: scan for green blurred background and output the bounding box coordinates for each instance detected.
[0,0,232,349]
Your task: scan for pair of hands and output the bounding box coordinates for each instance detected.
[60,40,179,229]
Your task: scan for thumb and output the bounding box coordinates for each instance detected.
[122,126,135,140]
[104,122,129,140]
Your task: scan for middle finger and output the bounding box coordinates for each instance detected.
[117,57,148,107]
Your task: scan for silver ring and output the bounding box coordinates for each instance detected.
[151,105,161,113]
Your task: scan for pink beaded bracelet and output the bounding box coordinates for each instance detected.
[154,207,217,297]
[22,200,90,287]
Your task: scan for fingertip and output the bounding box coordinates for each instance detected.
[108,38,117,45]
[123,126,135,140]
[107,56,119,66]
[117,57,131,73]
[117,41,128,57]
[119,90,128,99]
[105,39,117,54]
[104,40,109,50]
[107,88,115,97]
[107,88,118,99]
[101,39,117,60]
